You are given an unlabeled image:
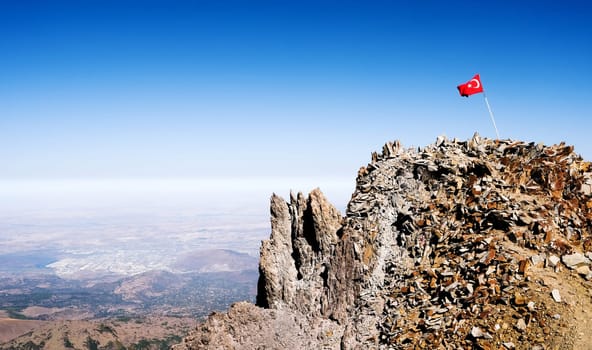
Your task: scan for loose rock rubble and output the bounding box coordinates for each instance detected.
[352,134,592,349]
[175,134,592,350]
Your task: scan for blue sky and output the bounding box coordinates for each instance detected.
[2,0,591,181]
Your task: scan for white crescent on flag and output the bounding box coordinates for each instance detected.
[470,78,480,89]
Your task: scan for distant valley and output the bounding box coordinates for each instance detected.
[0,249,258,319]
[0,179,350,348]
[0,204,265,347]
[0,248,258,348]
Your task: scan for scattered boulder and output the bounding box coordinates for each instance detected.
[562,253,590,269]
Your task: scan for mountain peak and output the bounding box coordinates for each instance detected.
[175,135,592,349]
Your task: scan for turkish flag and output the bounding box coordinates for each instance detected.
[457,74,484,97]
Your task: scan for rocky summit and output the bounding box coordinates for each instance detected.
[174,134,592,350]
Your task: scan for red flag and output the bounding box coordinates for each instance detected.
[457,74,484,97]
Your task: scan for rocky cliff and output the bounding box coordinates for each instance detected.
[174,134,592,350]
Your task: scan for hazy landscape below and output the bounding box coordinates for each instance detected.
[0,178,352,275]
[0,178,352,323]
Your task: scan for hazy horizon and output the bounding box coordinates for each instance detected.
[0,176,354,278]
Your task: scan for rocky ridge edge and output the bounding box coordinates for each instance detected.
[174,134,592,350]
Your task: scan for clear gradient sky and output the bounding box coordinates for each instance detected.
[2,0,591,182]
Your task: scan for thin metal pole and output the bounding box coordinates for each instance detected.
[483,92,500,140]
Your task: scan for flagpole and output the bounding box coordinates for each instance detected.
[483,92,500,140]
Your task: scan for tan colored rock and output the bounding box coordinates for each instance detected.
[548,255,561,267]
[562,253,590,269]
[552,289,562,303]
[576,265,591,277]
[513,292,527,306]
[516,318,527,331]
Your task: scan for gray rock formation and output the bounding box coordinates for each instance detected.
[174,134,592,350]
[257,189,342,318]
